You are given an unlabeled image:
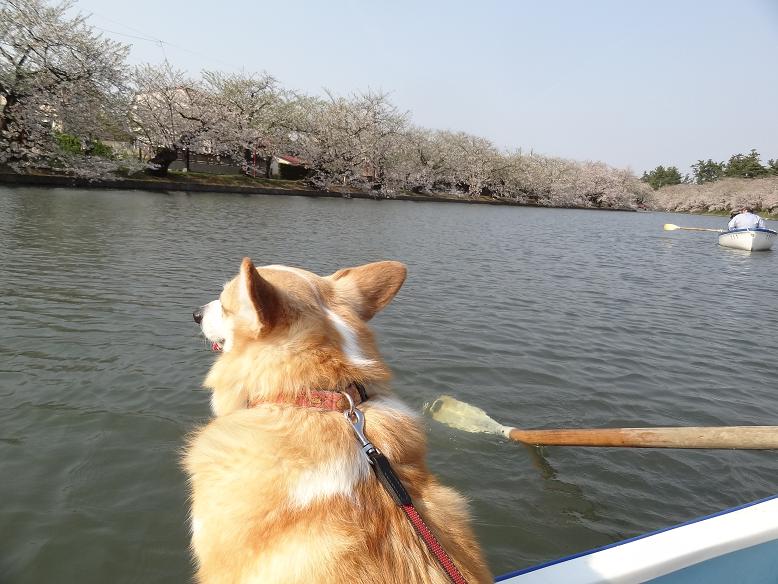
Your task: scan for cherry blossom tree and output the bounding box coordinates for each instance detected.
[648,176,778,215]
[129,66,299,176]
[435,131,505,197]
[0,0,129,168]
[571,161,648,208]
[290,90,408,190]
[382,127,445,194]
[128,61,207,174]
[197,70,294,176]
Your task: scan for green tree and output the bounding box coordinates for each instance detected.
[641,165,682,190]
[766,158,778,175]
[724,149,768,179]
[691,159,725,184]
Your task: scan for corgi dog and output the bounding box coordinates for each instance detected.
[186,258,491,583]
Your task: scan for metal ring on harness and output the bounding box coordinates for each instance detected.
[340,390,356,419]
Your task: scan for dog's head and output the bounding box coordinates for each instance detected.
[193,258,406,410]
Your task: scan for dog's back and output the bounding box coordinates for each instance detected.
[187,259,491,583]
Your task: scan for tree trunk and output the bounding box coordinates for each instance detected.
[146,147,178,177]
[0,94,24,159]
[0,93,19,132]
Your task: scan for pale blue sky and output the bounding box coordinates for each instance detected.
[75,0,778,175]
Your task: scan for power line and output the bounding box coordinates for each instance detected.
[91,26,160,45]
[88,12,241,71]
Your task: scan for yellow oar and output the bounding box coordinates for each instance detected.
[663,223,724,233]
[427,395,778,449]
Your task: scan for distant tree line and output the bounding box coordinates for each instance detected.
[642,149,778,190]
[1,0,651,208]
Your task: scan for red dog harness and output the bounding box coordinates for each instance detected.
[250,383,468,584]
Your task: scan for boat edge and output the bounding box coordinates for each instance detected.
[495,494,778,583]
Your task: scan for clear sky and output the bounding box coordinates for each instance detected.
[73,0,778,175]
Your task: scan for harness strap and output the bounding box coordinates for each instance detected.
[401,504,468,584]
[345,404,468,584]
[368,448,468,584]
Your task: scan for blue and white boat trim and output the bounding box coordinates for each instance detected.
[496,494,778,583]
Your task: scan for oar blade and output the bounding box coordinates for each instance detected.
[426,395,509,436]
[663,223,680,231]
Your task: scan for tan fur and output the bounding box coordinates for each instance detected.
[185,259,492,583]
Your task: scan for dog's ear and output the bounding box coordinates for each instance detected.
[329,261,406,321]
[238,257,285,332]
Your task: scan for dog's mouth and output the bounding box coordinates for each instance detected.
[211,340,223,352]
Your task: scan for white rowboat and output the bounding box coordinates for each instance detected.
[496,495,778,584]
[718,228,776,251]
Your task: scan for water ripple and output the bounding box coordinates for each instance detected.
[1,187,777,581]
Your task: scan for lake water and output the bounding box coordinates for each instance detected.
[1,186,777,582]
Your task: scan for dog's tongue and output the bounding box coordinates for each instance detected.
[211,342,222,352]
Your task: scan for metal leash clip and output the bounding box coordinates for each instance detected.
[341,391,378,460]
[340,391,412,506]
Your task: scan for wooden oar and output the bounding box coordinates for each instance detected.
[663,223,724,233]
[427,395,778,449]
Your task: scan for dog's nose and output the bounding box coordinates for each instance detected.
[193,308,203,324]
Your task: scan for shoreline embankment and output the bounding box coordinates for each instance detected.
[0,171,636,212]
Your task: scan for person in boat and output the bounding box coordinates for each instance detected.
[728,207,766,231]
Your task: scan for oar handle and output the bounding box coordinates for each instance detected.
[677,227,725,233]
[507,426,778,449]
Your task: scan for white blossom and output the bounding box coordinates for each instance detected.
[1,0,130,170]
